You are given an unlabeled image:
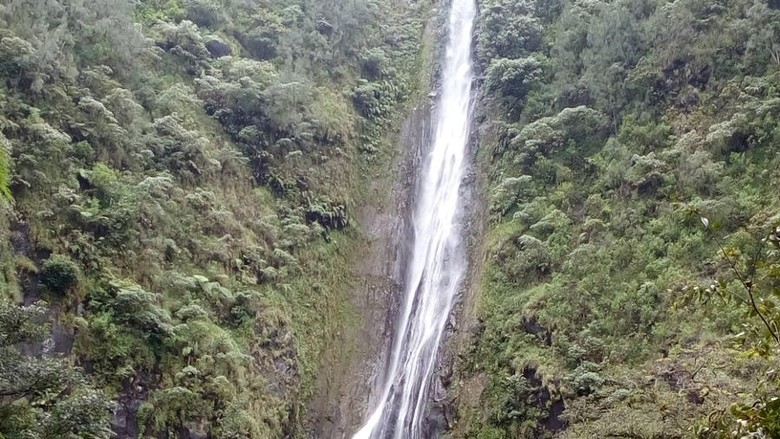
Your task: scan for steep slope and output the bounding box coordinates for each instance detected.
[305,11,439,437]
[451,0,780,437]
[0,0,430,437]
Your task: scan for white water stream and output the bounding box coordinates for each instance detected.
[353,0,475,437]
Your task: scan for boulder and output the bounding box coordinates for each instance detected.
[205,38,231,58]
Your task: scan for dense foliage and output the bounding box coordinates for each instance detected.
[0,300,116,439]
[0,0,429,436]
[454,0,780,437]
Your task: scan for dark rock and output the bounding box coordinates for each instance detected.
[111,376,150,439]
[52,322,74,353]
[523,367,568,434]
[687,389,705,405]
[678,91,700,111]
[111,400,141,439]
[688,64,711,89]
[316,19,333,36]
[523,316,553,346]
[236,30,276,60]
[205,38,231,58]
[110,406,127,433]
[253,321,299,399]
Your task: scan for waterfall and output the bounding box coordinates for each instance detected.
[353,0,476,437]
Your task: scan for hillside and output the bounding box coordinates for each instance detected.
[2,0,780,438]
[452,0,780,437]
[0,0,429,437]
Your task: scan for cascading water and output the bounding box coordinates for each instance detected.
[353,0,475,437]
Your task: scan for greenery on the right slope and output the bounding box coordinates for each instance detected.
[456,0,780,437]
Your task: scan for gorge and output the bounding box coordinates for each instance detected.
[1,0,780,438]
[352,0,475,437]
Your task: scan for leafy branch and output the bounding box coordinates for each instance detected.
[701,216,780,346]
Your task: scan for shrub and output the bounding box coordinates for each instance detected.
[491,175,534,217]
[41,255,80,296]
[306,200,348,231]
[496,235,551,285]
[573,371,604,396]
[361,47,389,80]
[485,57,544,106]
[185,0,225,29]
[351,80,398,119]
[477,0,543,64]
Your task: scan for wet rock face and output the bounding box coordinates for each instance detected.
[425,359,456,436]
[304,91,433,439]
[111,400,141,439]
[110,375,151,439]
[185,428,208,439]
[307,276,405,438]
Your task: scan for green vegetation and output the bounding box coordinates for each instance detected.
[455,0,780,437]
[0,0,430,436]
[41,255,81,297]
[0,300,116,439]
[4,0,780,436]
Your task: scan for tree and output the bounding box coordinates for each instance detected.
[485,57,544,111]
[746,0,780,67]
[476,0,543,65]
[692,218,780,436]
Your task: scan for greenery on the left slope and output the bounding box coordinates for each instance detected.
[0,0,429,436]
[0,300,116,439]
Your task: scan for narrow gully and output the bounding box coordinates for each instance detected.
[352,0,476,437]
